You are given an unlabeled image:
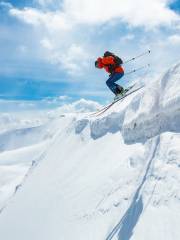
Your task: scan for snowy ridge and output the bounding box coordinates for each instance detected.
[123,63,180,143]
[0,63,179,240]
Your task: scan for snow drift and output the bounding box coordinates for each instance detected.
[0,63,179,240]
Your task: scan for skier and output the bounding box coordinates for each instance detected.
[95,51,125,100]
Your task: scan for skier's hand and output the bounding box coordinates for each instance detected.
[95,57,103,69]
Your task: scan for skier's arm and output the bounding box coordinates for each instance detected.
[102,56,114,65]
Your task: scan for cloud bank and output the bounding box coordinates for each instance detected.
[10,0,179,28]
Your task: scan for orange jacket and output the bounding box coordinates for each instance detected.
[97,56,124,74]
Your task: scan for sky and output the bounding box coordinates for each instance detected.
[0,0,180,105]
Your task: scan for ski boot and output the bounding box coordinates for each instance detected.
[114,86,126,101]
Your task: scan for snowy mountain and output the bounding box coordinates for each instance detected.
[0,63,179,240]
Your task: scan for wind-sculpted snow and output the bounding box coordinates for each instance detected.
[75,119,89,134]
[122,63,180,143]
[0,64,179,240]
[90,112,124,139]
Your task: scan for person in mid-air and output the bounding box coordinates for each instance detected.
[95,51,125,100]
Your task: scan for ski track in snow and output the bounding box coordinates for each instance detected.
[0,63,179,240]
[106,136,160,240]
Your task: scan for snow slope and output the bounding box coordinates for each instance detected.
[0,63,179,240]
[0,99,100,212]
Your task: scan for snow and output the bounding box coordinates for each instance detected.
[0,63,179,239]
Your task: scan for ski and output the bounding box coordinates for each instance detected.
[92,85,144,117]
[90,84,136,116]
[89,84,136,117]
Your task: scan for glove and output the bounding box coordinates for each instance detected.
[95,60,98,68]
[95,58,103,68]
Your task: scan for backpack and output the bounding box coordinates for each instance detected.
[103,51,123,65]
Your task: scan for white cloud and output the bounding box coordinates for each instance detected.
[40,38,54,50]
[55,98,101,113]
[63,0,179,28]
[120,34,135,42]
[10,7,72,31]
[40,38,90,75]
[41,95,71,105]
[168,34,180,44]
[4,0,180,80]
[9,0,180,29]
[0,1,12,9]
[34,0,62,8]
[8,5,91,75]
[58,95,70,100]
[35,0,54,6]
[58,44,90,75]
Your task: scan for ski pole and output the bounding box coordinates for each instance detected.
[125,64,150,75]
[123,50,151,64]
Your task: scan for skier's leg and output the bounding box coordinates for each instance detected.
[106,73,119,94]
[112,73,124,94]
[106,73,124,94]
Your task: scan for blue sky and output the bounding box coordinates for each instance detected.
[0,0,180,105]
